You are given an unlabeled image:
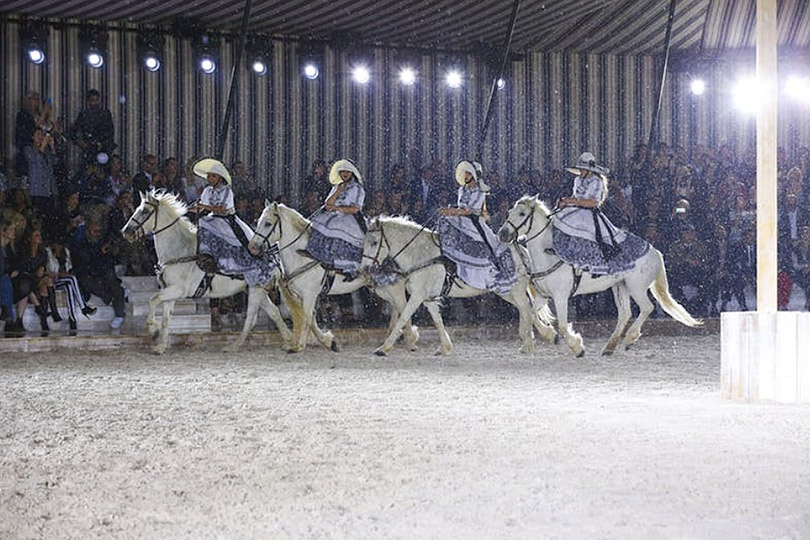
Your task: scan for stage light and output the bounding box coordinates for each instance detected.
[137,31,164,73]
[303,63,319,80]
[21,22,48,65]
[252,60,267,75]
[446,70,463,88]
[144,55,161,72]
[352,65,371,84]
[299,40,324,81]
[690,79,706,96]
[733,77,761,114]
[79,25,107,70]
[399,67,416,85]
[28,49,45,64]
[786,76,810,104]
[87,50,104,68]
[199,56,216,74]
[497,78,506,90]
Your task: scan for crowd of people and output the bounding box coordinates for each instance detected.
[2,87,809,337]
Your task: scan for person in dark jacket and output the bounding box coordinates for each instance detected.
[69,89,115,168]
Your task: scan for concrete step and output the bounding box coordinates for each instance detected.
[125,314,211,333]
[128,301,204,317]
[121,276,160,290]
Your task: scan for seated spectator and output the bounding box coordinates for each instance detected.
[666,223,708,316]
[162,157,182,195]
[10,225,58,334]
[108,154,131,197]
[1,220,17,332]
[178,157,206,204]
[792,226,810,311]
[72,221,126,330]
[2,187,31,244]
[46,233,97,334]
[78,162,116,213]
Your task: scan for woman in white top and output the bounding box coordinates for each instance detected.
[189,158,278,285]
[436,160,516,294]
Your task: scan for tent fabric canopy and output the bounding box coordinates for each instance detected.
[2,0,809,56]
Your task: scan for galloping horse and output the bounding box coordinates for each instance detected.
[249,203,418,353]
[497,195,701,356]
[122,190,293,354]
[362,215,558,356]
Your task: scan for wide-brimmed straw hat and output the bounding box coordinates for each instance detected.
[455,160,478,186]
[193,158,232,185]
[565,152,610,175]
[329,159,363,185]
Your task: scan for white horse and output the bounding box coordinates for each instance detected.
[121,190,294,354]
[497,195,701,356]
[249,203,419,353]
[362,215,558,356]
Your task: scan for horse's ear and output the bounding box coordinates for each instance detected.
[264,198,271,207]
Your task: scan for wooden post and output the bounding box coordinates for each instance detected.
[756,0,777,313]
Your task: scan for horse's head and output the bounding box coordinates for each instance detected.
[497,195,550,244]
[362,216,390,268]
[249,200,281,255]
[122,191,160,242]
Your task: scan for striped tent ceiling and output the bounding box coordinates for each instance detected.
[2,0,809,55]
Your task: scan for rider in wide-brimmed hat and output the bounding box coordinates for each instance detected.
[303,159,367,279]
[552,152,648,275]
[189,157,278,284]
[435,160,516,294]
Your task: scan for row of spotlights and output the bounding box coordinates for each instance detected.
[691,75,810,112]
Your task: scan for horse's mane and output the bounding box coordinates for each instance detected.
[148,189,198,234]
[276,203,312,230]
[376,214,426,230]
[518,194,552,218]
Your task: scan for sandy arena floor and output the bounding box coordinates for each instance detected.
[2,332,810,540]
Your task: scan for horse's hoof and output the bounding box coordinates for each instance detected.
[153,347,166,356]
[374,349,387,357]
[554,334,560,345]
[330,340,341,352]
[575,349,586,358]
[408,345,419,352]
[601,349,613,357]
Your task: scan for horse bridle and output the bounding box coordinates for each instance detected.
[127,199,182,239]
[504,204,553,243]
[362,221,391,267]
[252,213,281,252]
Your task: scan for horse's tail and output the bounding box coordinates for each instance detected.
[649,250,703,327]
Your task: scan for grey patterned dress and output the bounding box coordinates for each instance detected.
[552,173,648,274]
[307,181,366,274]
[437,185,517,294]
[197,183,278,286]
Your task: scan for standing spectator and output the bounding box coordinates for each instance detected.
[412,166,441,220]
[723,228,755,311]
[304,159,329,198]
[131,154,159,203]
[72,220,126,330]
[69,89,115,168]
[666,223,708,316]
[14,91,44,179]
[24,127,58,221]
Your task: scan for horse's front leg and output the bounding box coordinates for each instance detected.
[287,287,317,353]
[154,299,176,355]
[554,293,585,357]
[224,287,265,353]
[378,284,419,351]
[146,291,162,339]
[501,285,536,354]
[375,293,426,357]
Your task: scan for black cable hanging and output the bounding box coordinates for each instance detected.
[475,0,522,161]
[216,0,254,160]
[648,0,678,150]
